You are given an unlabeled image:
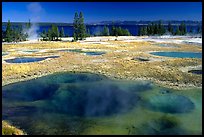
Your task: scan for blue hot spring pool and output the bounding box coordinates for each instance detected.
[4,56,59,63]
[2,52,8,56]
[150,52,202,58]
[2,72,202,135]
[59,49,106,56]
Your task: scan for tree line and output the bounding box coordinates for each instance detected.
[98,26,131,36]
[138,21,202,36]
[40,25,65,41]
[2,14,202,43]
[2,20,30,42]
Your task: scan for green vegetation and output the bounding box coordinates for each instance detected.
[59,27,65,38]
[139,21,166,36]
[3,20,28,42]
[102,26,110,36]
[138,21,189,36]
[110,26,131,36]
[86,28,91,37]
[40,24,63,41]
[73,11,86,41]
[2,121,25,135]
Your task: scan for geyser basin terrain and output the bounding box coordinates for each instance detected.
[150,52,202,58]
[2,72,202,135]
[4,56,59,63]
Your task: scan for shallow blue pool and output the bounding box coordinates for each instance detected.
[150,52,202,58]
[2,52,8,56]
[59,49,106,56]
[5,56,59,63]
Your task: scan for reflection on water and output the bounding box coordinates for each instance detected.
[2,72,202,135]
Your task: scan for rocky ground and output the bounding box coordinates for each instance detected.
[2,36,202,89]
[2,36,202,134]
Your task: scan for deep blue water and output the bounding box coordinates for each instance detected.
[2,24,200,36]
[188,70,202,75]
[5,56,59,63]
[2,72,202,135]
[150,52,202,58]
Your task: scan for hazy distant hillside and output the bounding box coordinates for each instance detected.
[97,20,202,25]
[2,20,202,26]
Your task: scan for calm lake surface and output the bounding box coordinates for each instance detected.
[2,72,202,135]
[150,52,202,58]
[2,24,200,36]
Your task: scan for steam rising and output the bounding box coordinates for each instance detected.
[25,2,44,40]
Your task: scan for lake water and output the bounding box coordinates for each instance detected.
[150,52,202,58]
[2,72,202,135]
[2,24,200,36]
[5,56,59,63]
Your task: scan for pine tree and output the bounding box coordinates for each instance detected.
[168,22,173,34]
[179,22,186,35]
[78,12,86,40]
[73,12,79,41]
[41,30,47,41]
[48,28,52,41]
[147,25,151,35]
[55,26,59,40]
[26,19,31,29]
[51,24,55,40]
[86,28,91,37]
[5,20,13,42]
[111,26,116,36]
[175,26,180,35]
[59,27,65,38]
[117,27,122,36]
[153,23,158,35]
[124,29,131,36]
[197,26,202,34]
[139,27,144,36]
[102,26,109,36]
[143,26,147,35]
[189,27,193,34]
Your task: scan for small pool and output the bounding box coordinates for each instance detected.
[22,49,39,53]
[154,44,179,48]
[188,70,202,75]
[5,56,59,63]
[150,52,202,58]
[59,49,83,53]
[84,51,106,56]
[2,52,8,56]
[59,49,106,56]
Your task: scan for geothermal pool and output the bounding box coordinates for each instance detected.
[150,52,202,58]
[4,56,59,63]
[188,70,202,75]
[59,49,106,56]
[2,52,8,56]
[2,72,202,135]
